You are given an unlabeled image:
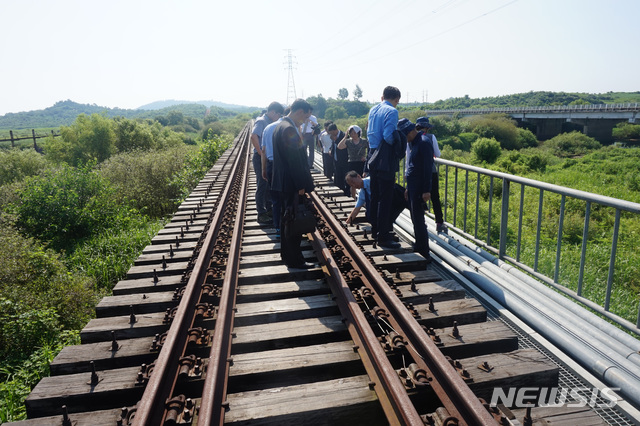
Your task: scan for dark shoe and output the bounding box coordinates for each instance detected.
[436,223,448,233]
[266,210,273,218]
[417,250,432,263]
[391,233,400,242]
[288,262,314,269]
[378,239,401,249]
[257,213,272,224]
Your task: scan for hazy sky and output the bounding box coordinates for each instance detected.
[1,0,638,115]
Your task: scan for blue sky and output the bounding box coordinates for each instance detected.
[1,0,638,115]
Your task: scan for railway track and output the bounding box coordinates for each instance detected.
[10,123,632,425]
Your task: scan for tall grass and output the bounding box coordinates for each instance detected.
[437,151,640,326]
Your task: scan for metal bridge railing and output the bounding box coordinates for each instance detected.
[422,158,640,334]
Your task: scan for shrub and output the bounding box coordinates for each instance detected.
[471,137,502,164]
[170,133,232,201]
[543,131,601,158]
[457,132,478,151]
[0,218,95,355]
[0,149,49,186]
[99,146,192,217]
[45,113,116,166]
[517,128,539,148]
[466,114,520,150]
[12,163,136,251]
[612,122,640,142]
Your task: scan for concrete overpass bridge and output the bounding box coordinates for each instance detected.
[427,103,639,143]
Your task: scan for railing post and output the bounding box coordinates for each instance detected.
[577,202,591,296]
[32,129,37,149]
[499,178,510,259]
[554,195,566,283]
[605,209,621,311]
[10,130,15,148]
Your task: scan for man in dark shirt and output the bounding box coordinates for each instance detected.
[272,99,315,268]
[399,118,433,261]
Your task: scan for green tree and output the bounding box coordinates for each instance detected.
[0,149,49,186]
[471,137,502,164]
[306,95,328,118]
[45,113,116,165]
[466,114,520,150]
[325,106,348,121]
[543,131,601,158]
[517,128,539,148]
[353,84,363,101]
[338,88,349,100]
[12,163,136,251]
[612,122,640,142]
[167,111,185,126]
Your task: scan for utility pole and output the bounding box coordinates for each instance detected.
[284,49,297,105]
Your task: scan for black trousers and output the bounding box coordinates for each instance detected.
[322,153,334,180]
[431,172,444,224]
[369,169,395,242]
[348,160,366,176]
[280,192,306,267]
[334,160,350,197]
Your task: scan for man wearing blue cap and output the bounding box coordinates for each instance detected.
[416,116,447,233]
[399,118,434,261]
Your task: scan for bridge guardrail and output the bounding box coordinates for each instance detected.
[417,158,640,334]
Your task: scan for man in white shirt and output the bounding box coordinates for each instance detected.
[300,113,319,168]
[318,121,334,180]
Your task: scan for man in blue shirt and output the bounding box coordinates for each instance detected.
[261,110,288,237]
[366,86,403,248]
[251,102,284,225]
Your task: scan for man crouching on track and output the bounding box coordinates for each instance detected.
[271,99,316,269]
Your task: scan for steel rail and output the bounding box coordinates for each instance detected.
[133,124,251,425]
[308,223,424,426]
[197,129,251,425]
[310,191,497,425]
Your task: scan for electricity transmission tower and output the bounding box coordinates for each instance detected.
[284,49,297,105]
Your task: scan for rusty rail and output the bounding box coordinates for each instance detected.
[310,191,498,425]
[197,130,251,425]
[132,124,251,425]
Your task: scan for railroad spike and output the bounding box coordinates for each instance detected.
[153,269,159,284]
[129,305,136,324]
[111,331,120,352]
[89,361,99,385]
[62,405,72,426]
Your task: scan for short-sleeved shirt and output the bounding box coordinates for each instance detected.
[251,115,273,153]
[319,131,333,153]
[366,100,398,150]
[261,118,283,162]
[345,138,369,162]
[355,177,371,209]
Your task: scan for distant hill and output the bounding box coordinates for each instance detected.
[137,99,258,113]
[423,91,640,110]
[0,100,250,130]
